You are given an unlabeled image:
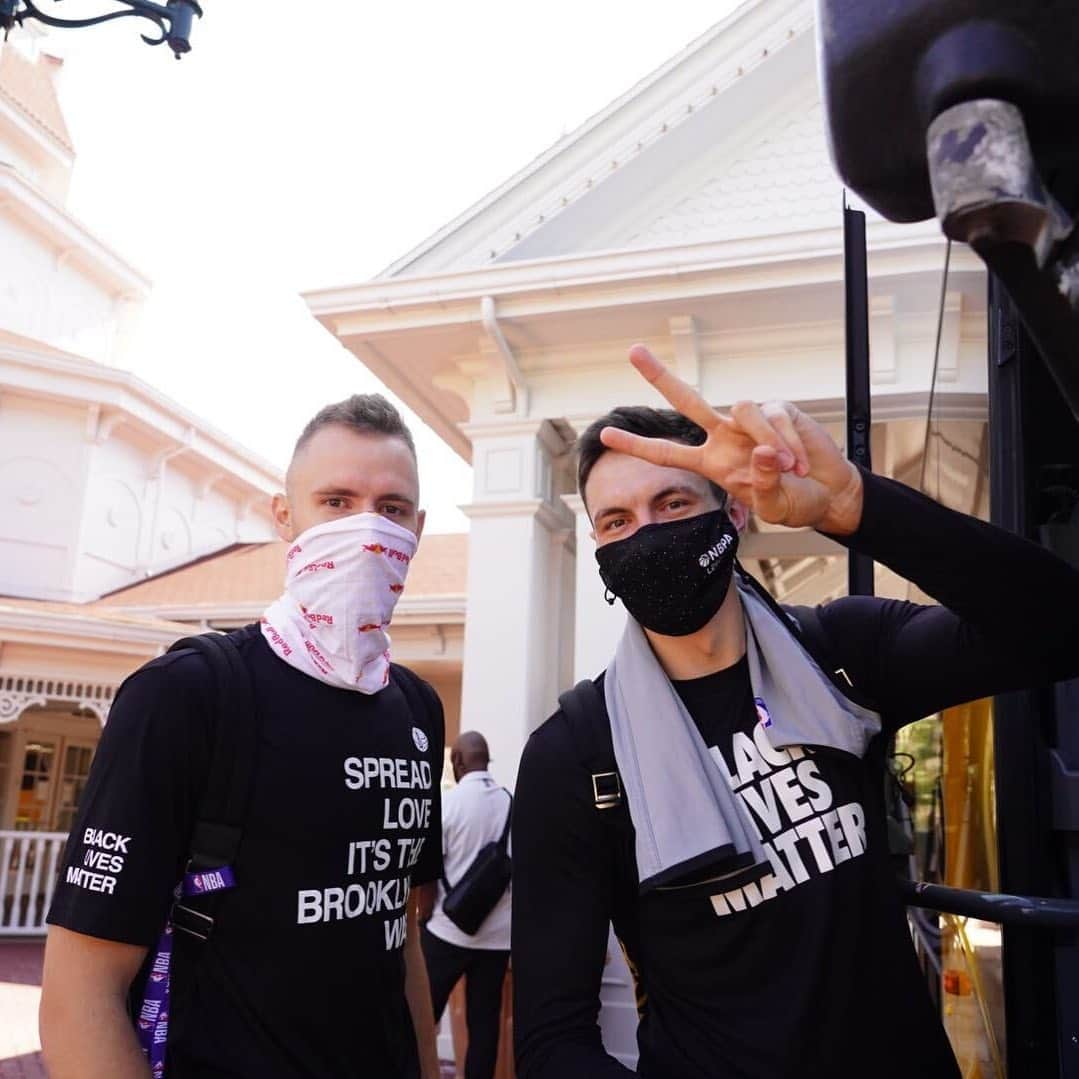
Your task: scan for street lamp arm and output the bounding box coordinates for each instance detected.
[1,0,203,57]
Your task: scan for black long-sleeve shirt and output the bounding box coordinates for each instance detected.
[512,471,1079,1079]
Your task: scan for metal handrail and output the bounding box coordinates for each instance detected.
[901,878,1079,929]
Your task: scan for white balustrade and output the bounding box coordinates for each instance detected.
[0,830,67,935]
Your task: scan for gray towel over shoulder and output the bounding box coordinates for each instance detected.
[603,574,881,893]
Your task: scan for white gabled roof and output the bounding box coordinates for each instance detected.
[305,0,977,468]
[378,0,814,278]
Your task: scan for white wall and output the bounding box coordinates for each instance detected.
[0,393,85,600]
[0,212,125,364]
[0,392,274,602]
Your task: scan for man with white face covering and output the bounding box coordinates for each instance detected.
[41,395,444,1079]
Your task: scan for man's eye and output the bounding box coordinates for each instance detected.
[325,498,346,509]
[380,504,402,516]
[604,517,627,532]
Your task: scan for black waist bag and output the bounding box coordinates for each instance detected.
[441,791,512,935]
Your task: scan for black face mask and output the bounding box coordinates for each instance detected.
[595,508,740,637]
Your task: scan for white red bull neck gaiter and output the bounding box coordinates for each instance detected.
[260,512,417,694]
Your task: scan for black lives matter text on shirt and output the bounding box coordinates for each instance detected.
[513,470,1079,1079]
[695,692,868,917]
[47,625,444,1079]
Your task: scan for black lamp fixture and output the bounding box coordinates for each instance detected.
[0,0,202,58]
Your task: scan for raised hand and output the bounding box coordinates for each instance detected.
[598,345,864,534]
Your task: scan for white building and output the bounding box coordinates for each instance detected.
[0,30,465,935]
[306,0,989,791]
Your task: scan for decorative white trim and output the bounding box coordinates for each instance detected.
[458,417,550,441]
[669,315,702,390]
[0,81,74,169]
[0,338,282,500]
[0,672,114,725]
[481,296,528,416]
[100,595,468,626]
[0,163,147,298]
[460,498,573,532]
[937,292,964,383]
[309,221,962,329]
[869,296,897,385]
[0,603,189,651]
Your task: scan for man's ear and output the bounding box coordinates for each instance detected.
[414,508,426,544]
[271,492,294,542]
[728,499,749,533]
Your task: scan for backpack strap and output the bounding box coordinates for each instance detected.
[130,632,258,1068]
[391,662,437,731]
[391,663,445,889]
[556,678,639,960]
[497,789,513,850]
[166,632,257,940]
[558,679,622,810]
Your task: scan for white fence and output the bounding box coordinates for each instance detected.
[0,830,67,935]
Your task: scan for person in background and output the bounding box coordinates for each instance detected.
[418,731,512,1079]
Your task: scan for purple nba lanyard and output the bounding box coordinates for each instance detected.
[136,866,236,1077]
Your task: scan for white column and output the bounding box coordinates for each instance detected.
[459,422,575,788]
[562,494,627,683]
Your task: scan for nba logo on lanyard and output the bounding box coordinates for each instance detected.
[137,866,236,1074]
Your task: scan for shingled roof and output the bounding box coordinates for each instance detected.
[95,532,469,611]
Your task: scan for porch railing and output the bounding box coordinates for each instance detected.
[0,830,67,935]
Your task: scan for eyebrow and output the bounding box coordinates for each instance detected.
[312,486,416,508]
[592,504,631,526]
[651,485,701,505]
[593,485,701,525]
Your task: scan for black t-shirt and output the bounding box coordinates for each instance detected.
[624,659,952,1078]
[512,471,1079,1079]
[47,625,444,1079]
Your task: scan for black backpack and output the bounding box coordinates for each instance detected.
[160,631,436,939]
[131,632,435,1054]
[440,789,512,936]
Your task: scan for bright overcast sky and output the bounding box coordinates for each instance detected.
[49,1,743,531]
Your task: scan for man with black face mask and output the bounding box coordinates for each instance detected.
[511,345,1079,1079]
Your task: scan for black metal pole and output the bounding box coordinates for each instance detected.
[843,203,874,598]
[987,273,1061,1078]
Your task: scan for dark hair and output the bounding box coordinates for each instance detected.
[293,394,416,460]
[576,405,728,508]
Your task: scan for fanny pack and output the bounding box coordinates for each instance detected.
[440,791,512,936]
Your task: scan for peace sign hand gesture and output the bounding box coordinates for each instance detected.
[599,345,865,535]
